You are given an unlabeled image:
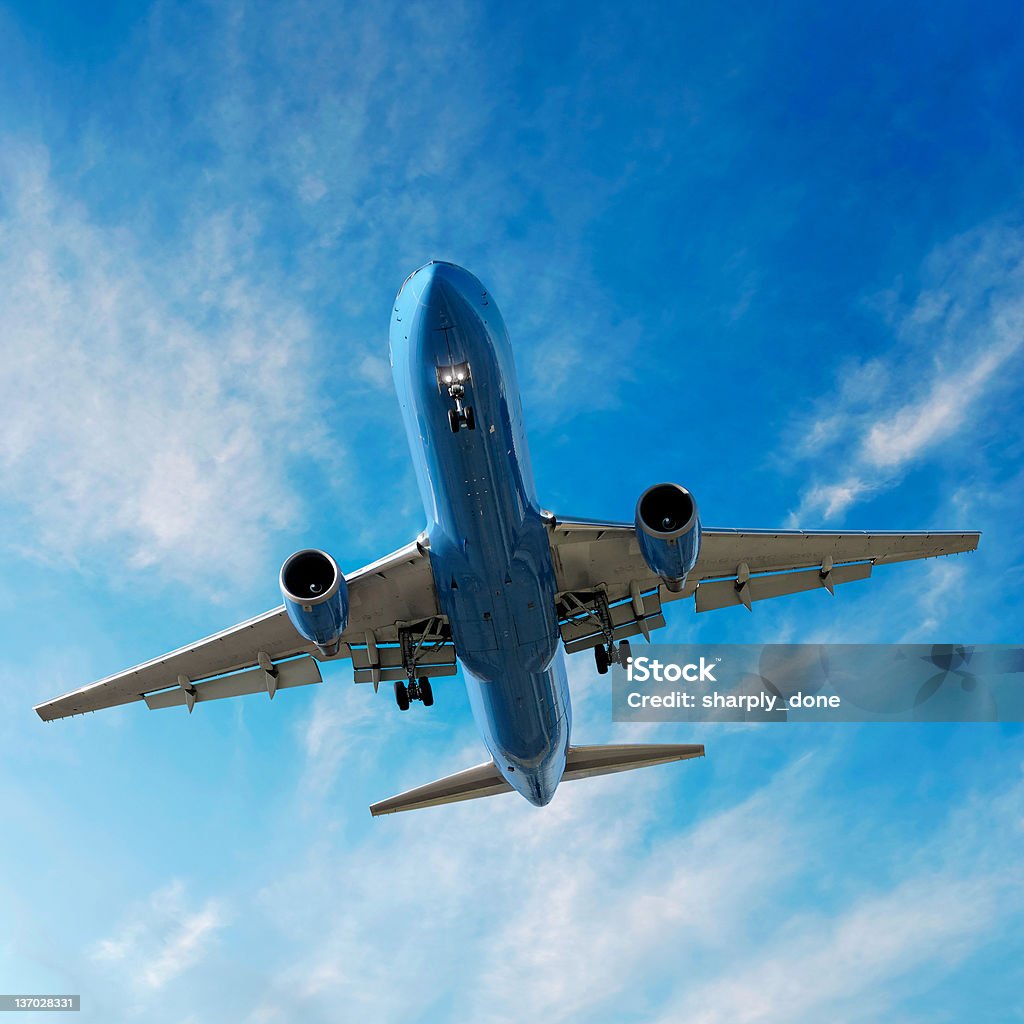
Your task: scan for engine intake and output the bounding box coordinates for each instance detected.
[280,549,349,655]
[635,483,701,592]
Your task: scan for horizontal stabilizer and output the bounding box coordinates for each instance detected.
[370,742,705,816]
[562,742,705,779]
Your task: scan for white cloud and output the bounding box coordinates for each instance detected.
[861,331,1020,470]
[657,781,1024,1024]
[664,874,1001,1024]
[786,476,873,525]
[237,742,1024,1024]
[0,143,338,587]
[297,674,389,806]
[786,220,1024,523]
[0,0,648,591]
[91,880,227,992]
[897,559,966,640]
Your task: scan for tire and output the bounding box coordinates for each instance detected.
[420,679,434,707]
[448,409,460,433]
[394,680,410,711]
[618,639,632,665]
[464,406,475,431]
[594,644,609,675]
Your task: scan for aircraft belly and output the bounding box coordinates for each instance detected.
[391,260,572,804]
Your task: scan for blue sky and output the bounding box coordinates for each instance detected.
[1,1,1023,1021]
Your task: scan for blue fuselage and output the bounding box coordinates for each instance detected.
[389,261,571,805]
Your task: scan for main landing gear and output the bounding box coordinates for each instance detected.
[594,638,631,675]
[395,677,433,711]
[394,624,438,711]
[584,588,632,675]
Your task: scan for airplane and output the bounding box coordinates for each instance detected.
[35,261,981,815]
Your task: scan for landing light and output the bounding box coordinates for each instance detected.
[436,360,472,393]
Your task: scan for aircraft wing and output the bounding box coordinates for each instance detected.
[549,517,980,652]
[35,541,441,721]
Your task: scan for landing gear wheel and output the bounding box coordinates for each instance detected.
[419,678,434,707]
[394,680,410,711]
[594,644,610,675]
[448,409,460,433]
[618,639,632,665]
[464,406,476,431]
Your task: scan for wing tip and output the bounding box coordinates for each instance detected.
[34,701,58,722]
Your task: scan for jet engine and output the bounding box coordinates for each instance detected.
[634,483,701,592]
[280,548,349,655]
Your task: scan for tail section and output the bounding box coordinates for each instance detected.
[369,743,705,816]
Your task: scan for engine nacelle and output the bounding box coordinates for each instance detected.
[280,549,349,655]
[634,483,701,592]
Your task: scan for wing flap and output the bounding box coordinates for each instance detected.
[560,589,667,654]
[144,655,322,710]
[695,561,872,612]
[349,619,458,683]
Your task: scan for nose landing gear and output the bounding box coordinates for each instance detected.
[448,404,475,433]
[446,385,475,433]
[438,361,476,432]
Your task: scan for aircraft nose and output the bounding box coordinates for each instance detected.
[419,263,455,302]
[406,259,455,291]
[399,260,484,310]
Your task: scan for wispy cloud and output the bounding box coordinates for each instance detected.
[666,874,1003,1024]
[0,1,655,586]
[0,143,337,586]
[91,880,227,991]
[784,220,1024,524]
[660,781,1024,1024]
[297,674,391,807]
[242,744,1023,1024]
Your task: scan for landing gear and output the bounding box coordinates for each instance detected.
[593,640,630,675]
[395,679,434,709]
[439,361,475,432]
[401,678,433,706]
[395,626,438,709]
[447,400,475,432]
[580,589,634,675]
